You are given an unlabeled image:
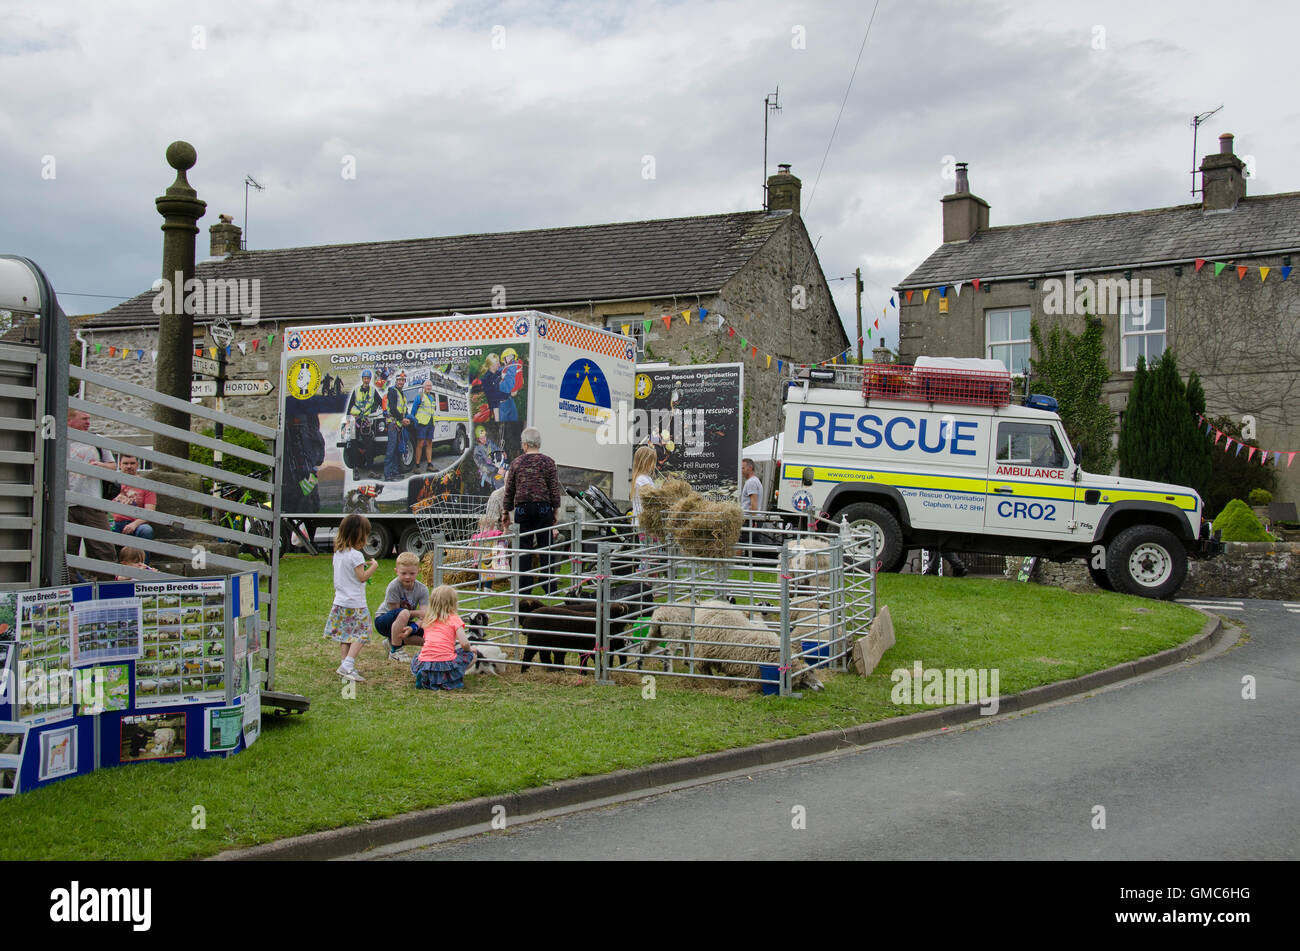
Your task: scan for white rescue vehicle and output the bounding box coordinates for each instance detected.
[777,357,1221,599]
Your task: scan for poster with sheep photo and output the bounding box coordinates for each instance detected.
[632,364,744,497]
[70,597,143,667]
[120,712,186,762]
[17,588,76,725]
[37,724,78,781]
[134,581,226,709]
[0,721,29,772]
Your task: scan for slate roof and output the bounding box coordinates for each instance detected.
[85,210,795,328]
[897,192,1300,289]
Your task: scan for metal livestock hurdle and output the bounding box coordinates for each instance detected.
[421,507,876,696]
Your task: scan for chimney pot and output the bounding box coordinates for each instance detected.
[208,216,243,257]
[941,163,989,242]
[767,164,802,215]
[1219,133,1234,154]
[955,162,969,194]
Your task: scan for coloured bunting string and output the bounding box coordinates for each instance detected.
[901,258,1293,305]
[1196,414,1296,468]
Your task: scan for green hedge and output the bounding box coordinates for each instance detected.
[1212,499,1272,542]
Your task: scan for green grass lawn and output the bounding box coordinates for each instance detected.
[0,556,1206,860]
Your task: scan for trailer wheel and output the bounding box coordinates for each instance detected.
[398,524,433,559]
[835,502,906,573]
[1105,525,1187,599]
[363,522,394,560]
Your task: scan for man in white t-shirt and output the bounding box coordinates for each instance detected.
[740,458,763,516]
[66,408,119,580]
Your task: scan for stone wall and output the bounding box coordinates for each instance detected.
[898,256,1300,506]
[1004,543,1299,600]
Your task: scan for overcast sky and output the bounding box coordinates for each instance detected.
[3,0,1296,356]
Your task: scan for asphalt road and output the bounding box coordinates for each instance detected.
[388,598,1298,861]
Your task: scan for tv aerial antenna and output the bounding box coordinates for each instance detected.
[1190,105,1223,195]
[763,87,782,210]
[243,174,265,250]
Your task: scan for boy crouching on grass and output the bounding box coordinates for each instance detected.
[375,552,429,662]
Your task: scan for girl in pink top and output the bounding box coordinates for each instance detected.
[411,585,478,690]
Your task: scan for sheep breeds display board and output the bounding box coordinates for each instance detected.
[0,576,261,798]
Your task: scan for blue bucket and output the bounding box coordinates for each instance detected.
[758,663,781,695]
[801,639,829,660]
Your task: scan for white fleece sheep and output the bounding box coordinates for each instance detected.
[689,604,824,692]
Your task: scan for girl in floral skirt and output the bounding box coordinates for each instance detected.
[324,513,379,682]
[411,585,479,690]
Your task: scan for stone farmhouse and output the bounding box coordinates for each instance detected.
[74,165,846,446]
[894,134,1300,504]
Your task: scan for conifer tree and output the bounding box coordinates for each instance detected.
[1118,351,1209,494]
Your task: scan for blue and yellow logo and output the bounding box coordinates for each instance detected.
[558,359,612,424]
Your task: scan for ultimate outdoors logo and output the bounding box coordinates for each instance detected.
[557,359,612,425]
[286,358,321,400]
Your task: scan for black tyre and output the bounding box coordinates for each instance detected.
[399,431,416,470]
[454,426,469,454]
[363,522,394,560]
[342,442,360,471]
[835,502,906,573]
[1105,525,1187,599]
[398,523,433,559]
[1087,563,1114,591]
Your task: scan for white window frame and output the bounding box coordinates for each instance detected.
[606,315,645,360]
[1120,296,1166,371]
[985,307,1031,376]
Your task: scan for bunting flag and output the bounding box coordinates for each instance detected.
[136,350,144,361]
[252,339,260,351]
[663,314,672,331]
[889,296,895,307]
[1214,262,1227,277]
[972,279,981,291]
[643,319,651,334]
[905,290,914,304]
[777,360,783,373]
[151,350,158,362]
[95,344,103,354]
[751,345,757,358]
[108,347,116,357]
[921,289,931,303]
[1201,418,1296,466]
[766,354,771,368]
[1283,266,1294,281]
[1195,258,1206,272]
[210,348,217,360]
[1260,267,1270,282]
[740,337,747,348]
[699,307,708,321]
[938,285,947,298]
[621,324,630,336]
[954,281,963,296]
[1237,266,1248,280]
[237,342,247,355]
[716,315,724,330]
[728,326,736,337]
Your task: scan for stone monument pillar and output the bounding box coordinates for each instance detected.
[153,141,206,467]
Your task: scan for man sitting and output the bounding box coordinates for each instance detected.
[111,455,157,542]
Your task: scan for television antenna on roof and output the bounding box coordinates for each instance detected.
[763,87,781,210]
[243,174,265,250]
[1190,105,1223,195]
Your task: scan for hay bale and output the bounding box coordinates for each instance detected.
[665,494,743,560]
[419,548,478,588]
[638,478,692,540]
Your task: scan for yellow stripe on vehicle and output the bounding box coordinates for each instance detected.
[1076,487,1198,511]
[783,463,985,495]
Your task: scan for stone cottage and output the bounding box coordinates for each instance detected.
[79,166,846,446]
[894,134,1300,504]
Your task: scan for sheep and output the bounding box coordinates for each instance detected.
[689,604,824,692]
[150,727,177,756]
[466,643,506,676]
[517,598,631,671]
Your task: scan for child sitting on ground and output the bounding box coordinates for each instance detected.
[116,548,157,579]
[375,552,429,662]
[410,584,479,690]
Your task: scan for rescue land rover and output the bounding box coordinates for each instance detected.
[778,358,1220,599]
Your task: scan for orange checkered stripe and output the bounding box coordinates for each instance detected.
[547,320,633,360]
[294,316,519,352]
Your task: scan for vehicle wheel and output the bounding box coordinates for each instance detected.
[834,502,906,573]
[398,523,433,559]
[342,443,360,471]
[399,432,416,470]
[363,522,394,560]
[454,426,469,455]
[1087,562,1114,591]
[1105,525,1187,599]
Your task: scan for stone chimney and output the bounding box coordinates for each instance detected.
[941,162,990,243]
[767,164,801,214]
[209,214,242,257]
[872,340,892,364]
[1200,133,1247,211]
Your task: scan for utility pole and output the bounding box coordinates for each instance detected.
[855,267,864,363]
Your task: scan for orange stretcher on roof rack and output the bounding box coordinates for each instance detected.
[862,356,1012,408]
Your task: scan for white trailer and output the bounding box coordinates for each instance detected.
[279,311,636,556]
